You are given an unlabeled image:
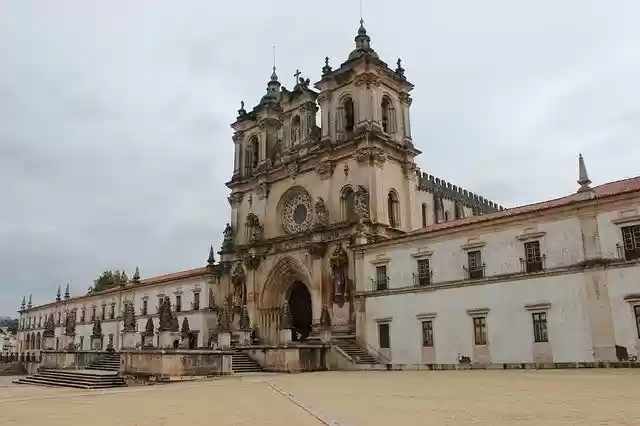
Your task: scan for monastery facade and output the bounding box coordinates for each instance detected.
[14,21,640,367]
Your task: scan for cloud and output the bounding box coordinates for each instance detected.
[1,0,639,314]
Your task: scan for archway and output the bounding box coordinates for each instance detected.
[288,281,312,341]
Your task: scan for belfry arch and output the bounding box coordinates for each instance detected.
[258,256,315,343]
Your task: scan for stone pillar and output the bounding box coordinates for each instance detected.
[158,331,177,349]
[143,333,154,347]
[42,336,55,351]
[217,331,231,349]
[121,331,138,350]
[279,329,292,345]
[319,306,332,344]
[90,335,103,351]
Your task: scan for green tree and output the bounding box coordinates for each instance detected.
[91,269,129,293]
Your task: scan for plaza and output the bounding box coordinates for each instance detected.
[2,370,640,425]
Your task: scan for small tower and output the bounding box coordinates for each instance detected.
[207,245,216,267]
[56,286,61,302]
[132,266,140,284]
[577,153,592,192]
[64,283,70,300]
[27,294,32,309]
[20,296,26,312]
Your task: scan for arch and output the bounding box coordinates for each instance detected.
[381,95,396,134]
[260,256,313,310]
[245,135,259,175]
[340,185,356,222]
[387,189,400,228]
[291,115,301,145]
[341,96,355,134]
[287,281,313,340]
[35,332,41,349]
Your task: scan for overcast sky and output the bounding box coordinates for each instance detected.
[1,0,639,315]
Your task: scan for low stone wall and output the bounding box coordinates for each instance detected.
[120,349,232,379]
[241,344,328,373]
[383,362,640,371]
[39,351,104,370]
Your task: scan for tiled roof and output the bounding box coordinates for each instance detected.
[406,176,640,237]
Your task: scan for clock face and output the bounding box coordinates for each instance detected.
[283,192,312,234]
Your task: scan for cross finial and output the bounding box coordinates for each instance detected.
[294,69,301,82]
[325,57,329,66]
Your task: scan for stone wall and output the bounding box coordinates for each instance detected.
[242,345,327,373]
[120,350,231,378]
[39,350,104,370]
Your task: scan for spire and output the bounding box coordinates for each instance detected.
[27,294,32,309]
[64,283,70,300]
[20,296,26,312]
[577,153,592,192]
[56,286,61,302]
[132,266,140,284]
[207,245,216,267]
[347,18,378,61]
[322,56,332,75]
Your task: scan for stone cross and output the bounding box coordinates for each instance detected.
[294,69,301,83]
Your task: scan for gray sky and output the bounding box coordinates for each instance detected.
[1,0,639,315]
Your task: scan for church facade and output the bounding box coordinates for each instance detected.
[14,22,640,367]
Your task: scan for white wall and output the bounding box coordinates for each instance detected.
[365,272,594,364]
[608,266,640,357]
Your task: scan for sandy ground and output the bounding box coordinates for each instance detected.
[1,370,639,425]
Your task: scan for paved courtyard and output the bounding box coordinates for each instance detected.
[1,370,639,425]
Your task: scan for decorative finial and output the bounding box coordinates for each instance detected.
[395,58,405,77]
[271,45,278,82]
[64,282,70,300]
[237,100,246,117]
[207,245,216,267]
[132,266,140,284]
[27,294,32,309]
[56,285,61,302]
[20,296,26,311]
[322,57,332,75]
[577,153,592,192]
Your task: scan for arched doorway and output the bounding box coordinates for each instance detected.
[288,281,312,341]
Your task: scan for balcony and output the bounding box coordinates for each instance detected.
[463,264,485,280]
[413,270,433,286]
[520,254,546,273]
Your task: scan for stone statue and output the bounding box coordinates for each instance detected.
[158,296,174,331]
[353,186,369,221]
[181,317,190,335]
[239,305,251,330]
[220,223,234,252]
[122,301,136,332]
[279,301,293,330]
[320,306,332,328]
[64,308,77,336]
[246,215,262,244]
[43,314,55,337]
[231,263,246,308]
[217,303,230,332]
[330,244,349,306]
[92,318,103,338]
[208,287,216,310]
[144,317,155,336]
[313,197,328,230]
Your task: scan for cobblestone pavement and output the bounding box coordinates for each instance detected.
[2,370,640,425]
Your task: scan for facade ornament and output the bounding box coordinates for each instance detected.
[320,306,332,328]
[322,57,332,75]
[306,242,327,258]
[122,301,136,332]
[217,303,230,332]
[64,308,77,336]
[20,296,26,312]
[312,197,329,230]
[158,296,174,332]
[343,163,349,177]
[395,58,406,78]
[64,283,70,300]
[330,244,349,306]
[208,287,217,311]
[27,294,32,309]
[257,182,270,200]
[207,245,216,267]
[227,192,244,206]
[181,317,190,336]
[355,147,386,168]
[243,253,261,270]
[92,318,103,338]
[577,153,593,193]
[132,266,140,284]
[144,317,154,337]
[43,314,55,337]
[401,161,417,179]
[285,158,301,177]
[245,214,263,245]
[237,100,247,117]
[314,160,334,180]
[220,223,234,253]
[279,301,293,330]
[239,305,251,330]
[56,286,61,302]
[354,73,381,89]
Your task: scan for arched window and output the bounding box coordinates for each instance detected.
[343,98,354,134]
[36,332,41,349]
[381,97,391,133]
[341,186,356,222]
[246,136,259,174]
[291,115,301,145]
[388,190,400,228]
[421,203,428,227]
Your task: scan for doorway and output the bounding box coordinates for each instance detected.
[288,281,313,341]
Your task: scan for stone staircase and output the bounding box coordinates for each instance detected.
[15,369,127,389]
[1,361,27,376]
[333,337,380,364]
[231,352,264,373]
[86,352,121,372]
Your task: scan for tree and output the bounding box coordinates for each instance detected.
[91,269,129,293]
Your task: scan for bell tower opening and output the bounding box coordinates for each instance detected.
[287,281,312,341]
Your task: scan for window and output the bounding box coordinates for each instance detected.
[421,320,434,347]
[291,115,301,145]
[473,316,487,345]
[80,308,85,323]
[79,336,84,350]
[193,292,200,311]
[381,97,391,133]
[467,250,484,279]
[110,304,115,319]
[341,187,356,222]
[421,203,427,227]
[635,306,640,339]
[91,307,96,321]
[532,312,548,342]
[387,190,399,228]
[343,98,355,134]
[524,241,543,272]
[417,259,431,286]
[378,323,390,349]
[621,225,640,261]
[57,312,61,325]
[101,305,106,320]
[176,295,182,312]
[142,299,148,316]
[375,265,388,291]
[246,137,259,174]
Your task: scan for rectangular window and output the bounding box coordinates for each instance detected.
[57,312,61,325]
[467,250,484,279]
[635,306,640,339]
[101,305,106,320]
[110,304,115,319]
[157,297,163,313]
[79,336,84,350]
[621,225,640,261]
[375,265,388,291]
[91,307,96,321]
[532,312,549,342]
[421,203,427,227]
[142,300,148,316]
[193,293,200,311]
[80,309,85,323]
[378,323,390,349]
[524,241,543,272]
[176,295,182,312]
[421,320,434,347]
[473,316,487,345]
[417,259,431,286]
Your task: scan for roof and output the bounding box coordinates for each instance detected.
[402,176,640,239]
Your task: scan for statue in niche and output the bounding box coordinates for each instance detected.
[231,263,246,308]
[353,186,370,222]
[330,244,349,306]
[158,296,174,331]
[64,309,77,336]
[246,214,262,244]
[313,197,328,230]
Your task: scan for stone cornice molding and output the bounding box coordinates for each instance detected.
[524,302,552,312]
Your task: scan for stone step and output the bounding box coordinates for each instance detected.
[16,376,126,389]
[17,368,127,389]
[231,354,263,373]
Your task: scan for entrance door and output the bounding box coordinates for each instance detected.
[288,281,313,341]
